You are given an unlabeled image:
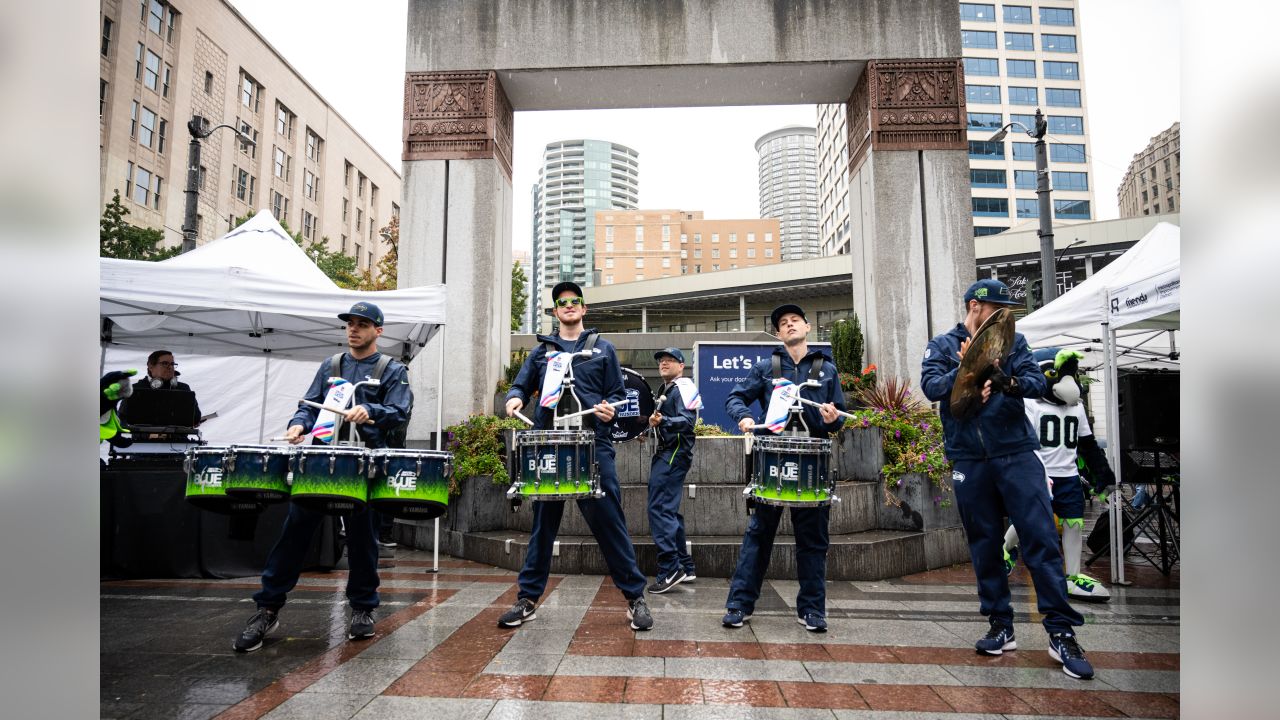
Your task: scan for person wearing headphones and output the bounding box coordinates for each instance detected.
[119,350,202,427]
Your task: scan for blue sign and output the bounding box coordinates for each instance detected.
[693,342,830,432]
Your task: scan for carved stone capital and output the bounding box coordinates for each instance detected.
[847,58,967,174]
[403,70,513,179]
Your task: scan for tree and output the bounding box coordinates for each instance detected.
[848,311,864,372]
[511,262,529,331]
[231,213,361,288]
[100,190,180,260]
[360,215,398,291]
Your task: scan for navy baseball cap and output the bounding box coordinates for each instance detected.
[551,281,584,300]
[770,303,808,330]
[338,301,384,327]
[963,279,1021,306]
[653,347,685,364]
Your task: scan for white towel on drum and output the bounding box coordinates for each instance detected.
[311,380,352,443]
[539,351,571,409]
[763,379,799,433]
[674,377,702,410]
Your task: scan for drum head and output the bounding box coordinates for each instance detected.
[611,367,655,443]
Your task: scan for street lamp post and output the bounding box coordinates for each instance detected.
[989,108,1057,302]
[181,115,256,253]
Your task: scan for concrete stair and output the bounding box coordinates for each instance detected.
[394,429,970,580]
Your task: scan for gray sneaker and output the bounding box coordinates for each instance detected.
[628,597,653,631]
[498,598,537,628]
[348,609,375,640]
[233,608,279,653]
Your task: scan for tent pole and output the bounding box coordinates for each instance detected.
[259,355,271,443]
[1102,317,1126,585]
[99,343,107,375]
[432,333,446,574]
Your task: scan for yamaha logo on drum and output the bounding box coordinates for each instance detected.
[196,467,224,488]
[769,461,800,482]
[388,469,418,496]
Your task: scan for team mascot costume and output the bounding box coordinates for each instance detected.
[100,369,138,448]
[1003,348,1115,601]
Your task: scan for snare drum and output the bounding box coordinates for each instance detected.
[368,449,453,519]
[291,445,368,514]
[749,435,834,507]
[222,444,293,503]
[509,429,599,501]
[184,445,263,514]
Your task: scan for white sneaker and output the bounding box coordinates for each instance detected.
[1066,574,1111,602]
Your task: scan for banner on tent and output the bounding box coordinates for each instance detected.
[1106,267,1179,329]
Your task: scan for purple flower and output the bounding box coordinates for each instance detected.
[862,418,870,428]
[894,429,902,439]
[919,453,926,462]
[896,478,903,486]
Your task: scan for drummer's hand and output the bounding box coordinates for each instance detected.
[957,337,971,360]
[345,405,373,425]
[593,401,616,422]
[505,397,524,418]
[819,402,839,424]
[648,412,662,428]
[738,417,755,433]
[285,425,306,444]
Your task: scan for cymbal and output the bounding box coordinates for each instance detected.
[950,307,1016,420]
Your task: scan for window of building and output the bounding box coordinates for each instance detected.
[729,233,737,243]
[147,0,164,35]
[101,16,113,56]
[342,198,348,221]
[974,226,1008,236]
[963,58,998,78]
[134,42,143,79]
[605,257,614,269]
[1014,169,1037,189]
[1043,61,1079,80]
[711,248,720,259]
[711,233,719,243]
[1016,198,1039,218]
[273,146,290,180]
[302,210,316,240]
[305,129,323,162]
[746,232,756,243]
[764,248,774,258]
[1052,171,1089,191]
[129,101,138,137]
[162,64,171,98]
[604,241,613,252]
[370,184,378,207]
[344,161,352,187]
[729,248,738,259]
[1054,199,1090,219]
[1141,190,1149,204]
[1008,86,1038,105]
[1004,32,1033,51]
[662,237,670,251]
[680,233,688,244]
[391,202,399,219]
[125,162,134,201]
[233,167,249,202]
[662,257,671,268]
[272,191,288,222]
[693,248,702,259]
[966,84,1000,105]
[276,103,295,138]
[354,242,362,264]
[970,168,1007,188]
[969,140,1004,160]
[1003,4,1032,23]
[1047,115,1084,135]
[1042,34,1078,53]
[1040,7,1075,25]
[368,217,374,241]
[634,257,644,269]
[165,4,178,43]
[304,169,317,200]
[1010,113,1037,130]
[144,49,161,91]
[138,106,156,148]
[356,208,362,229]
[1006,59,1036,78]
[959,3,995,21]
[711,264,720,271]
[967,112,1002,132]
[157,118,167,154]
[1050,143,1086,163]
[1168,198,1175,211]
[747,247,757,258]
[240,71,262,112]
[693,233,701,243]
[357,173,366,197]
[972,197,1008,217]
[100,79,108,116]
[1012,142,1036,161]
[961,30,997,49]
[133,166,152,206]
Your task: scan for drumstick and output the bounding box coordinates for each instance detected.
[513,409,534,426]
[299,399,374,423]
[557,400,626,422]
[795,395,858,421]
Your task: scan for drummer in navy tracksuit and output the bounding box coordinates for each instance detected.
[645,347,699,594]
[723,304,845,633]
[501,281,653,631]
[921,278,1094,680]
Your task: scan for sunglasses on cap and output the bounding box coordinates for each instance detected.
[555,297,584,307]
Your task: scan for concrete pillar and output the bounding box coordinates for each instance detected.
[845,60,975,384]
[399,71,514,437]
[739,295,747,330]
[641,306,648,333]
[1085,255,1095,277]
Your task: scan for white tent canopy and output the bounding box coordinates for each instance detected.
[101,210,446,362]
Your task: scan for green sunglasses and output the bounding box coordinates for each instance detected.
[555,297,584,307]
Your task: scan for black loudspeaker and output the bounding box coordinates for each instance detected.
[1116,372,1179,449]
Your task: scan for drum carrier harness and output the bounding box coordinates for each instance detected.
[772,353,824,437]
[542,332,599,430]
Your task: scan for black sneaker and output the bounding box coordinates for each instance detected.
[975,620,1017,655]
[721,608,751,628]
[348,609,375,640]
[797,613,828,633]
[233,608,279,653]
[628,597,653,631]
[683,569,697,582]
[377,528,397,548]
[1048,632,1095,679]
[498,598,537,628]
[647,568,688,594]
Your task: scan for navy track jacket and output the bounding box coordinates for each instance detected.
[726,347,846,438]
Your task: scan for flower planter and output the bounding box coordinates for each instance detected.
[875,472,960,532]
[831,426,886,482]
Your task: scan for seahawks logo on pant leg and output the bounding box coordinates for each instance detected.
[952,470,965,484]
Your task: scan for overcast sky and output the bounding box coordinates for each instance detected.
[230,0,1180,254]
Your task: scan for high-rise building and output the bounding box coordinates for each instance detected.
[755,127,820,261]
[594,209,782,286]
[817,1,1096,255]
[100,0,401,269]
[1117,122,1180,218]
[531,139,639,321]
